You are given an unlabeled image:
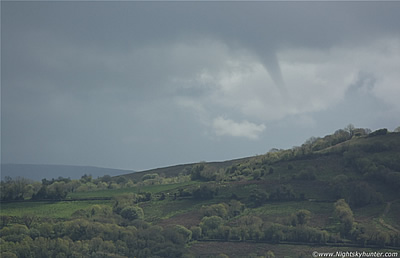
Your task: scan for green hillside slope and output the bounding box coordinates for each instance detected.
[1,128,399,257]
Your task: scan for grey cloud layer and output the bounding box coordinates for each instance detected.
[2,2,399,170]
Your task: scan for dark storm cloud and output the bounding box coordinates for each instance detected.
[4,2,398,90]
[7,2,399,58]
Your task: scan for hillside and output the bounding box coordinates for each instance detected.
[1,128,400,257]
[0,164,135,181]
[117,157,250,183]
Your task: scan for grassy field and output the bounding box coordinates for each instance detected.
[0,200,112,219]
[246,201,333,224]
[0,181,200,219]
[140,198,211,223]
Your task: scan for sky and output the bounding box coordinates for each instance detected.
[1,1,400,172]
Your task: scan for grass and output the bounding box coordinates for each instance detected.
[242,201,333,226]
[353,203,386,221]
[141,196,219,222]
[0,200,112,219]
[0,181,199,220]
[67,181,197,199]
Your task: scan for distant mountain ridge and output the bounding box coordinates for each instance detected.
[0,164,135,181]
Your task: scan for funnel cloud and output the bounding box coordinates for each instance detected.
[258,50,287,96]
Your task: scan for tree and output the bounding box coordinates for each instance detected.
[334,199,354,237]
[80,174,92,183]
[32,185,48,200]
[120,206,144,221]
[295,169,316,181]
[47,181,68,199]
[159,193,166,200]
[238,216,263,240]
[112,193,137,213]
[141,173,158,181]
[368,128,388,137]
[293,210,311,226]
[249,189,268,207]
[192,185,216,200]
[269,167,274,174]
[190,226,202,240]
[330,174,349,198]
[22,214,37,229]
[0,177,32,201]
[349,181,382,207]
[252,169,261,180]
[200,216,224,238]
[263,223,285,243]
[265,250,276,258]
[345,124,355,138]
[202,203,228,218]
[174,225,192,243]
[116,176,128,185]
[190,164,205,180]
[228,200,245,217]
[99,175,112,183]
[1,252,18,258]
[270,184,295,201]
[333,129,351,144]
[376,231,390,247]
[304,136,319,146]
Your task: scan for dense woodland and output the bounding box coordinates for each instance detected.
[1,125,400,257]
